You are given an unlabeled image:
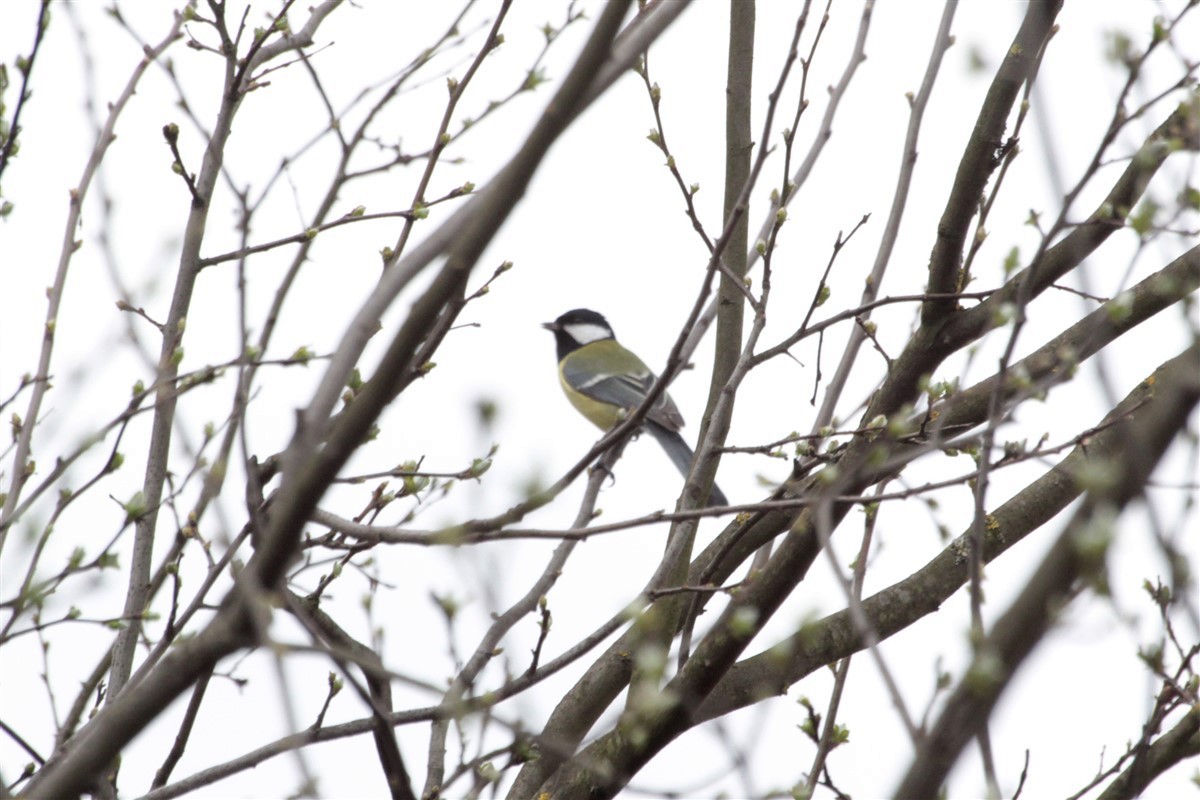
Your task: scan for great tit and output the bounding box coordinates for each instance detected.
[543,308,728,507]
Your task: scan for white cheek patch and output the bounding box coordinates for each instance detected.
[563,322,612,344]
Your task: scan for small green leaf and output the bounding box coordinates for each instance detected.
[123,491,147,523]
[1129,198,1159,236]
[1002,246,1020,276]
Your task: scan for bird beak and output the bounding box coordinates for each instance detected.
[541,321,558,331]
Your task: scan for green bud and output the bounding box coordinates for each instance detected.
[992,302,1017,326]
[477,762,499,784]
[729,606,759,637]
[123,491,147,522]
[1106,291,1134,322]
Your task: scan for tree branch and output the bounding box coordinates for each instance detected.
[922,0,1061,322]
[895,342,1200,797]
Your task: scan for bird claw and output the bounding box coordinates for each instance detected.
[589,460,617,488]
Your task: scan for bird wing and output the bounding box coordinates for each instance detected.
[561,341,686,431]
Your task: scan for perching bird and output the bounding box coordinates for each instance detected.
[543,308,727,507]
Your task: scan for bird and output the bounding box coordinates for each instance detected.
[542,308,728,507]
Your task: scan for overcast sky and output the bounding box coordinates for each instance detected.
[2,2,1197,797]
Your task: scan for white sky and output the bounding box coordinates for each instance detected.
[1,1,1197,798]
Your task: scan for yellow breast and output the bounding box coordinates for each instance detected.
[559,371,625,430]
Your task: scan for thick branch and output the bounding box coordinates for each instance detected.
[696,342,1198,721]
[692,241,1198,595]
[109,13,252,704]
[945,91,1200,346]
[550,244,1198,794]
[18,6,658,796]
[1096,707,1200,800]
[860,97,1196,430]
[922,0,1061,322]
[894,343,1200,797]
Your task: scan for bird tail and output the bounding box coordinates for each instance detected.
[645,421,728,507]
